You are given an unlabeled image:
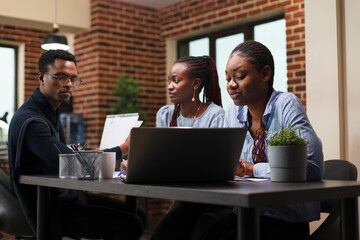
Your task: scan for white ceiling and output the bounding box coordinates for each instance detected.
[120,0,183,9]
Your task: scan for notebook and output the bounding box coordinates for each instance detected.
[124,127,247,183]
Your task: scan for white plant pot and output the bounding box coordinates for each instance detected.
[268,146,307,182]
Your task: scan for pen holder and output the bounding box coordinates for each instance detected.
[76,151,103,180]
[59,154,81,179]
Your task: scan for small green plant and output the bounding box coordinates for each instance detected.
[112,75,140,113]
[112,74,147,124]
[268,122,307,146]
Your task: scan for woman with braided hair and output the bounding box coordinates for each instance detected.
[222,40,324,239]
[156,55,224,128]
[151,56,230,240]
[121,56,224,172]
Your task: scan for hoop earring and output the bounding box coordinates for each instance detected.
[192,88,195,102]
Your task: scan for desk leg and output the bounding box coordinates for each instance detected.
[340,197,359,240]
[125,196,137,213]
[37,186,50,240]
[37,186,60,240]
[237,207,260,240]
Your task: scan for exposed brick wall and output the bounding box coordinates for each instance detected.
[0,25,49,100]
[73,3,167,232]
[284,0,306,106]
[74,0,166,148]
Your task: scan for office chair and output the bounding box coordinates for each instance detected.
[309,159,358,240]
[0,167,35,239]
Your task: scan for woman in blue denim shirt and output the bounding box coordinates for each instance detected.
[222,40,324,240]
[152,41,323,240]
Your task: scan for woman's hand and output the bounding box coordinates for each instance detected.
[120,160,127,173]
[120,135,130,156]
[236,160,254,177]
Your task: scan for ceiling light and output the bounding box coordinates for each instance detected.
[41,23,70,51]
[41,0,70,51]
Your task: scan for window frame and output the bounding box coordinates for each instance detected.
[177,14,284,60]
[0,43,18,113]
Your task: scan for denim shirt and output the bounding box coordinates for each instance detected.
[225,90,324,222]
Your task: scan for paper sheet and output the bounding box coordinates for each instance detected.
[234,176,269,182]
[99,113,142,149]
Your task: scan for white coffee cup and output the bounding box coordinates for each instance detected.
[100,152,116,178]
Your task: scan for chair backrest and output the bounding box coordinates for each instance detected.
[0,167,34,237]
[309,159,358,240]
[322,160,357,211]
[323,159,357,181]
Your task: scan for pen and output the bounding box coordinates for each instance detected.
[81,143,87,150]
[70,144,94,178]
[118,169,125,176]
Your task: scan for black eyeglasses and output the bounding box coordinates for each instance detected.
[45,73,82,88]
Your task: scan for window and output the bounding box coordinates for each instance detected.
[0,45,17,143]
[254,19,287,93]
[178,15,286,109]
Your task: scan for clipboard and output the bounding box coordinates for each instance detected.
[99,113,142,149]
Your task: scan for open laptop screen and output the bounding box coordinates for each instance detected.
[125,127,247,183]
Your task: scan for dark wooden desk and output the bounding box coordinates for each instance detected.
[19,175,360,240]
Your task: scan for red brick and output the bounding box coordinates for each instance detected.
[256,0,269,6]
[288,63,302,70]
[279,0,292,7]
[295,85,306,91]
[286,19,299,27]
[294,11,305,18]
[287,35,301,41]
[250,9,262,15]
[295,56,305,62]
[235,12,248,19]
[286,5,299,12]
[294,41,305,47]
[243,3,255,10]
[294,26,305,33]
[230,7,241,13]
[263,4,279,12]
[219,10,229,17]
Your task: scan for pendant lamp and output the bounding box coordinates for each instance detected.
[41,0,70,51]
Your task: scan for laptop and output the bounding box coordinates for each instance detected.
[124,127,247,183]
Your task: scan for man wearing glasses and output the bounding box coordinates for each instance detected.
[8,50,144,240]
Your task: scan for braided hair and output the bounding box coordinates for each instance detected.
[169,56,222,127]
[230,41,274,163]
[230,40,274,90]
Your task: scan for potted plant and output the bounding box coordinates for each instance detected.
[112,74,148,124]
[111,74,147,168]
[267,122,308,182]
